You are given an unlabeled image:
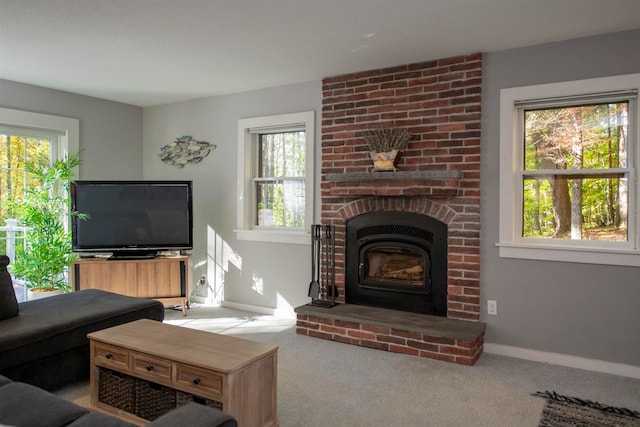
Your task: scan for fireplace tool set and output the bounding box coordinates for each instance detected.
[307,224,338,308]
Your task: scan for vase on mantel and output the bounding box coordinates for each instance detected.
[369,149,399,172]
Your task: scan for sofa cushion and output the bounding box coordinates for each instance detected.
[0,381,89,427]
[0,289,164,385]
[67,411,138,427]
[149,402,238,427]
[0,255,19,320]
[0,374,11,387]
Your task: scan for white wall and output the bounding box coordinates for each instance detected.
[143,81,322,316]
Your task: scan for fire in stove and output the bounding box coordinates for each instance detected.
[365,246,425,285]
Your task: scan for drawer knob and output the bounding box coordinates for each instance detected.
[193,378,201,385]
[106,354,113,359]
[146,365,154,371]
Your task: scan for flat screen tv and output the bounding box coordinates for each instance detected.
[71,180,193,259]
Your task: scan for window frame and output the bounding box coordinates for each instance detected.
[0,108,79,276]
[498,74,640,266]
[0,107,79,214]
[0,107,79,160]
[235,111,314,245]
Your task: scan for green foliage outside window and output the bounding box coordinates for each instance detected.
[1,135,51,218]
[256,131,306,228]
[0,134,52,255]
[522,102,628,241]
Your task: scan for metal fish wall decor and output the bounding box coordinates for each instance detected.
[159,135,216,167]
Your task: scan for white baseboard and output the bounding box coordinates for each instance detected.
[484,343,640,379]
[190,295,221,306]
[221,300,278,316]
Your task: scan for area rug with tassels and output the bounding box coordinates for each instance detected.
[535,391,640,427]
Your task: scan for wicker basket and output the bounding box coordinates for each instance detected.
[98,368,135,413]
[134,379,177,421]
[176,390,223,410]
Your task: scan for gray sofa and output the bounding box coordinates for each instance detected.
[0,253,166,390]
[0,374,237,427]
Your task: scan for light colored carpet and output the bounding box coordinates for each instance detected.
[57,305,640,427]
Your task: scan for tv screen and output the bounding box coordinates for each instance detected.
[71,181,193,258]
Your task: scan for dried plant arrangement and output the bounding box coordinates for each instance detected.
[363,127,413,153]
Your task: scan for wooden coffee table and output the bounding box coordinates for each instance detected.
[88,319,278,427]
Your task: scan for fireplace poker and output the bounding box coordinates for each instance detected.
[307,224,321,298]
[325,224,338,301]
[322,224,327,299]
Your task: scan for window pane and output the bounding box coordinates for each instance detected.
[1,135,23,169]
[0,169,28,219]
[25,136,51,169]
[0,134,7,168]
[522,176,628,241]
[0,134,52,220]
[524,103,628,171]
[256,130,306,229]
[259,131,306,178]
[256,179,305,227]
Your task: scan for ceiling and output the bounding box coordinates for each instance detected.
[1,0,639,107]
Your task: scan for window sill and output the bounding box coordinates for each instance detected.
[235,229,310,245]
[497,242,640,267]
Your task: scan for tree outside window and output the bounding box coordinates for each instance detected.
[522,102,628,242]
[255,131,306,228]
[0,133,53,255]
[499,74,640,265]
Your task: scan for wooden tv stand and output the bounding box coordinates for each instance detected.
[72,255,191,315]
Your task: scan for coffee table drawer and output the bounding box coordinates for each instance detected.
[175,364,223,398]
[131,352,172,382]
[94,343,129,371]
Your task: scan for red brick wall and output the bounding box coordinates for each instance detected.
[320,54,482,321]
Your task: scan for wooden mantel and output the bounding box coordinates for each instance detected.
[325,170,461,182]
[323,170,462,198]
[325,170,462,181]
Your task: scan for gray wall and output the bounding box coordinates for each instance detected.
[4,28,639,367]
[142,81,322,314]
[481,29,640,366]
[0,79,142,180]
[143,30,640,366]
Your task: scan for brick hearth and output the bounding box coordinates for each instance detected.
[296,53,484,365]
[295,304,485,366]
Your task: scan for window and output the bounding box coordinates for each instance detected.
[0,107,79,256]
[236,111,314,244]
[498,74,640,266]
[256,130,306,228]
[1,129,58,219]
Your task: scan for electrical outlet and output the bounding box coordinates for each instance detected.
[487,300,497,315]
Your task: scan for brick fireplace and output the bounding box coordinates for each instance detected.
[295,53,484,365]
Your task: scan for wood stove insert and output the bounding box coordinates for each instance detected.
[345,212,447,316]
